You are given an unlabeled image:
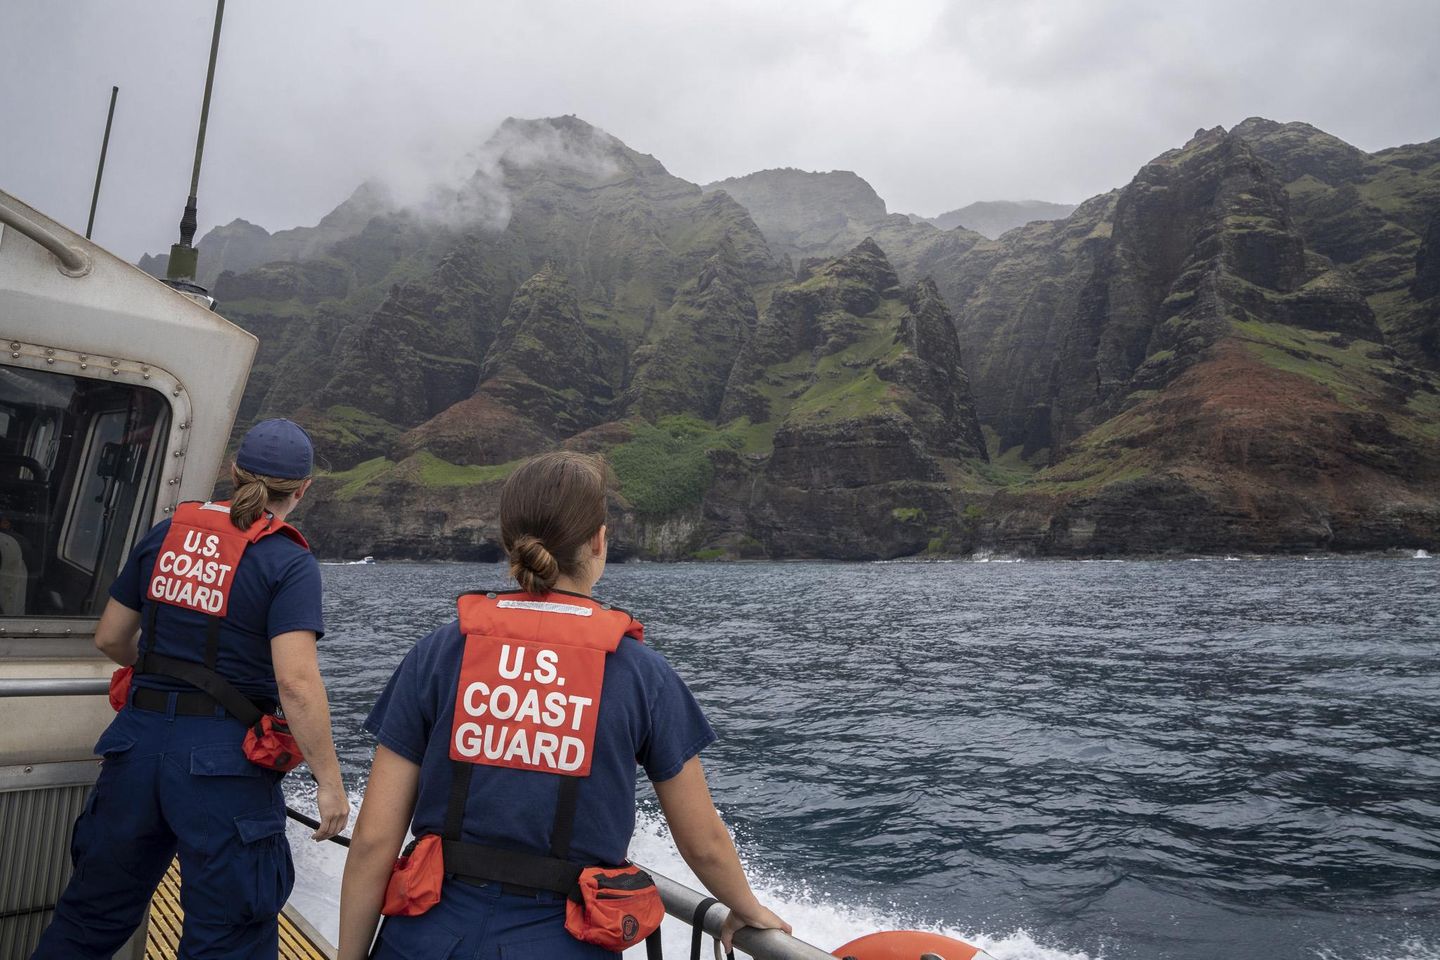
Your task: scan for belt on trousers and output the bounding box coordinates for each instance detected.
[130,686,276,718]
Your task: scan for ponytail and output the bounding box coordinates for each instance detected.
[229,464,309,530]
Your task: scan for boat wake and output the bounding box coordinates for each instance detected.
[282,785,1089,959]
[622,811,1087,959]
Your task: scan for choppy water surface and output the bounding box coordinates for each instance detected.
[292,558,1440,960]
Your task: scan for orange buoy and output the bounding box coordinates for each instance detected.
[832,930,981,960]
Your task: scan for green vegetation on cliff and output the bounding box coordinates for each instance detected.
[609,416,738,516]
[325,452,519,502]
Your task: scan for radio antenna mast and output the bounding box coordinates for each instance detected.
[86,86,119,240]
[164,0,226,294]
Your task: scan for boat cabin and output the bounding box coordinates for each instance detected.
[0,188,256,957]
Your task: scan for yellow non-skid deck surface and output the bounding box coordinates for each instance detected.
[146,859,333,959]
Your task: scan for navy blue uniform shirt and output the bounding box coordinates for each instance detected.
[110,516,325,700]
[366,616,716,867]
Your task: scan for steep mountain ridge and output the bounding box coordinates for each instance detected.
[1229,117,1440,368]
[701,168,989,287]
[961,124,1440,553]
[156,115,1440,558]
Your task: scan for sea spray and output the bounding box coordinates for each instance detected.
[281,783,1088,960]
[622,807,1089,960]
[1318,937,1440,960]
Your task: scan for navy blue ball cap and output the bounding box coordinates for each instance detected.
[236,418,314,480]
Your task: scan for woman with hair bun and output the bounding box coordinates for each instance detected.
[34,418,348,959]
[339,450,789,959]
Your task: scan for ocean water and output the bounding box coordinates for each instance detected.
[285,557,1440,960]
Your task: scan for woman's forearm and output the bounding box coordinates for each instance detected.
[275,670,343,787]
[339,746,422,960]
[338,835,396,960]
[653,758,762,913]
[93,598,141,666]
[272,631,343,789]
[654,758,792,947]
[671,813,763,913]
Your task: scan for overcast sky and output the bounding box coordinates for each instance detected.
[3,0,1437,262]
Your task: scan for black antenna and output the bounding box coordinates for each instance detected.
[165,0,226,286]
[86,86,119,241]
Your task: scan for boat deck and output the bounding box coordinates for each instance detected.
[146,859,334,959]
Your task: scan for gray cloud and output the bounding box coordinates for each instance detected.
[2,0,1436,263]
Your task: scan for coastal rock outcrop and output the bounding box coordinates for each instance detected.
[145,115,1440,558]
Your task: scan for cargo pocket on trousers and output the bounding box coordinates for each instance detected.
[70,733,135,873]
[232,806,295,923]
[68,784,103,877]
[370,914,463,959]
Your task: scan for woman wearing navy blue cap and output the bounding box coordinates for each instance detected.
[33,418,349,960]
[337,451,789,960]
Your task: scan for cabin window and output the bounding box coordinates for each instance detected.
[0,366,170,618]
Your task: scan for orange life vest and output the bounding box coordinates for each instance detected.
[448,591,643,777]
[146,500,308,616]
[385,592,665,952]
[114,501,311,772]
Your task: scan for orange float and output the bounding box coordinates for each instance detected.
[832,930,982,960]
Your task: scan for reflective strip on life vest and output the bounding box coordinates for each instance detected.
[496,599,595,617]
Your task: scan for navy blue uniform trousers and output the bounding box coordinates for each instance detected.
[32,698,294,959]
[371,879,616,960]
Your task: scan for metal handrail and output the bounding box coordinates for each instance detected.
[0,678,109,697]
[0,195,92,277]
[646,867,837,960]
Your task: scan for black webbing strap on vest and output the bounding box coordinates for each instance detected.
[441,762,665,957]
[134,603,265,726]
[690,897,735,960]
[691,897,718,960]
[439,760,585,898]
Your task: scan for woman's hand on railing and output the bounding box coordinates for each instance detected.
[313,779,351,841]
[720,901,792,952]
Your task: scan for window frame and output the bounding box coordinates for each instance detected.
[0,342,193,656]
[56,404,168,576]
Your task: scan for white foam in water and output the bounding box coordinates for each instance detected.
[622,809,1087,960]
[282,793,1089,960]
[1317,937,1440,960]
[1415,549,1432,559]
[282,782,357,946]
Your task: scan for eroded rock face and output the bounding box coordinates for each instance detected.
[926,200,1077,240]
[476,266,613,433]
[1414,209,1440,301]
[703,169,888,262]
[396,266,611,464]
[623,241,760,421]
[1233,119,1440,369]
[986,339,1440,555]
[178,114,1440,560]
[702,168,988,289]
[709,241,988,558]
[213,260,351,304]
[953,127,1385,456]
